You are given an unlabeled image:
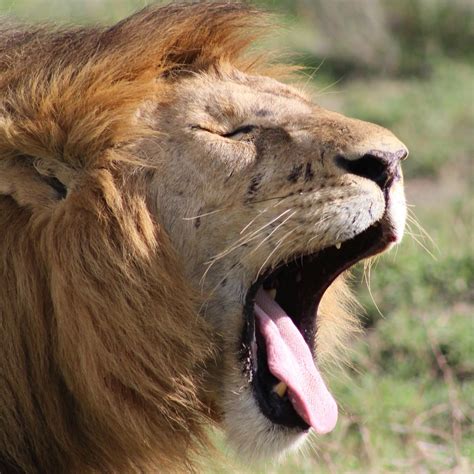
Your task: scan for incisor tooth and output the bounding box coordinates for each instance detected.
[335,242,342,249]
[268,288,277,299]
[273,381,287,397]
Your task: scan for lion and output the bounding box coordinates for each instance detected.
[0,3,408,473]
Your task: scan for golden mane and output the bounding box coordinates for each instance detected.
[0,2,268,167]
[0,3,271,472]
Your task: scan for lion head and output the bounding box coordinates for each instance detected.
[0,3,407,472]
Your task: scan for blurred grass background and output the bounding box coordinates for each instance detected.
[1,0,472,472]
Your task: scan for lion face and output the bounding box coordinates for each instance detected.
[150,69,407,458]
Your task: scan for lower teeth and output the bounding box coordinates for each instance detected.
[273,381,288,397]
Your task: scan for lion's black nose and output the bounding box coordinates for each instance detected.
[335,148,408,190]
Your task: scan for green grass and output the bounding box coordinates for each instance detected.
[338,61,474,177]
[2,1,473,472]
[0,0,143,23]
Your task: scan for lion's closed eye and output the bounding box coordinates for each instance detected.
[191,124,257,140]
[223,125,256,140]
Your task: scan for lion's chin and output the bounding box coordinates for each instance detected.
[222,386,309,462]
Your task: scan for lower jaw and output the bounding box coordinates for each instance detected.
[222,395,310,460]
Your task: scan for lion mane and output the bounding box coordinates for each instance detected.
[0,3,274,473]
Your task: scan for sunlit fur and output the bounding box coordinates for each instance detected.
[0,3,407,472]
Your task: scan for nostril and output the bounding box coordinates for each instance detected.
[335,154,391,189]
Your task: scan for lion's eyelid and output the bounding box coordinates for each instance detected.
[223,125,256,138]
[190,124,256,139]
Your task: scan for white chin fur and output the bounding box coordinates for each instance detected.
[223,387,308,462]
[386,180,407,245]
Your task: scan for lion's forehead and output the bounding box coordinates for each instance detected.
[173,71,314,128]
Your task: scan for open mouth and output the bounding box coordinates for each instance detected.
[241,218,396,433]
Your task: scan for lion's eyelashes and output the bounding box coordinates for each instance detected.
[189,125,218,134]
[223,125,256,139]
[191,124,257,140]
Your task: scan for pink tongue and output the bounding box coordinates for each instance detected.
[254,288,337,434]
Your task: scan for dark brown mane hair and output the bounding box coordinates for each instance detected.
[0,3,270,472]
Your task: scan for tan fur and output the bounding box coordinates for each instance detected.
[0,3,407,472]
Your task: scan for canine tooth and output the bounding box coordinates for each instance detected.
[335,242,342,249]
[268,288,277,299]
[273,381,287,397]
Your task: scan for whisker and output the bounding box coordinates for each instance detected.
[201,266,237,306]
[313,75,344,98]
[248,194,292,205]
[241,211,298,264]
[182,207,227,220]
[364,259,385,319]
[306,215,332,245]
[405,220,437,259]
[256,225,302,279]
[409,233,438,260]
[407,209,437,249]
[239,197,285,235]
[299,58,326,94]
[211,208,294,262]
[199,208,294,288]
[203,216,299,304]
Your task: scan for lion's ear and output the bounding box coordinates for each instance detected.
[0,158,68,209]
[41,166,211,468]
